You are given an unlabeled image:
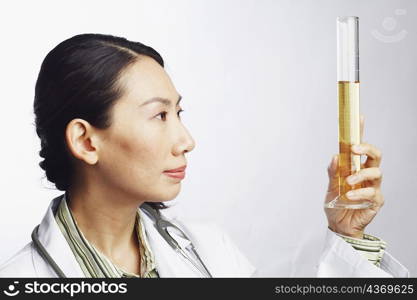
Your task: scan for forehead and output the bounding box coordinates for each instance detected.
[118,56,178,102]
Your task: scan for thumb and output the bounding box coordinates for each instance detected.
[327,154,339,191]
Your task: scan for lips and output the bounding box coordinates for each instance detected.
[164,165,187,173]
[164,165,186,180]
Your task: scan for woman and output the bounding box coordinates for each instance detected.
[0,34,409,277]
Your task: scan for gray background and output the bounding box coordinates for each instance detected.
[0,0,416,276]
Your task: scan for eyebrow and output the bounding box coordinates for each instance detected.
[140,95,182,107]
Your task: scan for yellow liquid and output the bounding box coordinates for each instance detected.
[338,81,362,202]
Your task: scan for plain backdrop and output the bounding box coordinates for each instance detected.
[0,0,416,276]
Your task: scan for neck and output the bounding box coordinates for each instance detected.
[66,179,145,262]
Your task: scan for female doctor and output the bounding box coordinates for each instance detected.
[0,33,409,278]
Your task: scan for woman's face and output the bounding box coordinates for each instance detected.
[95,56,195,202]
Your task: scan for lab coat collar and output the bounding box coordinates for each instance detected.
[35,194,202,278]
[34,194,85,277]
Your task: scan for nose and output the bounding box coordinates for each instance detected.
[172,124,195,156]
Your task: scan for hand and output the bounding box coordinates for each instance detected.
[324,115,384,239]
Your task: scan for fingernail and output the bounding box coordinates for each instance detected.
[332,155,337,165]
[347,175,359,184]
[328,155,336,169]
[353,145,363,152]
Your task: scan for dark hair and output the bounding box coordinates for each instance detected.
[34,33,168,210]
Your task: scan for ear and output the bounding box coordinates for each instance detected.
[65,119,99,165]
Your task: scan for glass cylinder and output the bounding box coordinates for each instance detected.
[325,16,372,209]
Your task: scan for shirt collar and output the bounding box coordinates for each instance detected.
[55,192,157,277]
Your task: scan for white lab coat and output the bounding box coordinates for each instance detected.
[0,195,410,277]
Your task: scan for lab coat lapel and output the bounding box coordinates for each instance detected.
[139,208,203,277]
[33,195,85,277]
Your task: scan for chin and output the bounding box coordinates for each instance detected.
[158,185,181,202]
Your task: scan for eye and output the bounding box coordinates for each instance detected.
[177,109,184,119]
[156,109,184,121]
[156,111,168,121]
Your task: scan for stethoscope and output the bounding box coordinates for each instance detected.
[31,202,213,278]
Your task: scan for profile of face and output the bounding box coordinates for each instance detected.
[66,56,195,203]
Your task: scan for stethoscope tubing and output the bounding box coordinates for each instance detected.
[31,225,67,278]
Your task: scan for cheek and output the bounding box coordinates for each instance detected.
[98,128,179,201]
[103,126,165,181]
[117,135,158,171]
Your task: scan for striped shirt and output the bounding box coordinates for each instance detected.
[54,195,159,278]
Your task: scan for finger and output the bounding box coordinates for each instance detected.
[346,187,384,208]
[360,114,364,142]
[345,187,376,201]
[327,154,338,177]
[327,154,339,191]
[346,167,382,186]
[351,142,382,168]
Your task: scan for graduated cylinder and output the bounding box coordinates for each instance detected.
[326,16,371,209]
